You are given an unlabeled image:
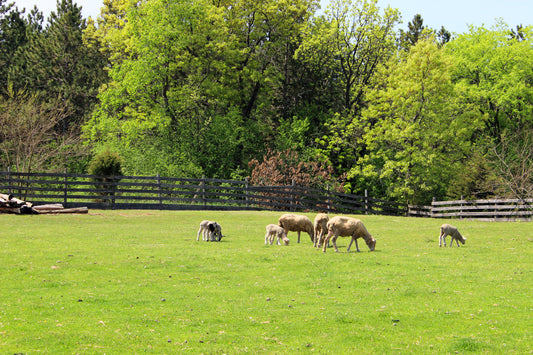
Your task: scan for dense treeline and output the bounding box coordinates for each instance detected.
[0,0,531,204]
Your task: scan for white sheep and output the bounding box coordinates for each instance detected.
[323,216,376,253]
[278,213,314,243]
[313,213,329,248]
[265,224,290,245]
[197,220,211,241]
[439,224,466,247]
[197,220,223,242]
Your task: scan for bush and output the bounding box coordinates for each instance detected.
[88,149,123,203]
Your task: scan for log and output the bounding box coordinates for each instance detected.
[32,204,65,211]
[0,193,14,201]
[35,207,89,214]
[0,206,22,214]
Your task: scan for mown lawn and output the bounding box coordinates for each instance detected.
[1,210,531,354]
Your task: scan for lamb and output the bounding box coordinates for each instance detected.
[278,213,314,243]
[265,224,290,246]
[323,216,376,253]
[439,224,466,247]
[196,220,223,242]
[313,213,329,248]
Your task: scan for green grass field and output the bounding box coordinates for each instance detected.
[1,210,531,354]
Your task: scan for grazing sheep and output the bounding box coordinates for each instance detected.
[197,220,223,242]
[278,213,314,243]
[207,221,223,242]
[324,216,376,253]
[439,224,466,247]
[313,213,329,248]
[197,220,211,241]
[265,224,290,246]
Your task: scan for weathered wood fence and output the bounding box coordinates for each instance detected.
[431,198,533,221]
[0,171,423,216]
[1,171,531,220]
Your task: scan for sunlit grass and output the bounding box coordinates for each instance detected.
[1,210,531,353]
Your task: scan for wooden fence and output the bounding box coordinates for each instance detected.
[431,198,533,221]
[0,171,423,216]
[1,171,531,220]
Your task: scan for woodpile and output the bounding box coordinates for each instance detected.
[0,193,88,214]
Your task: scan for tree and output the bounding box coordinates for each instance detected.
[447,22,533,140]
[349,36,482,204]
[9,0,107,132]
[297,0,399,177]
[84,0,320,177]
[398,14,424,50]
[0,91,81,173]
[0,0,28,95]
[488,128,533,199]
[299,0,399,114]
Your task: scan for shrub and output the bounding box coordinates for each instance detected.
[88,149,123,203]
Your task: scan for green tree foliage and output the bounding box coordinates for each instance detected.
[298,0,399,175]
[84,0,319,177]
[1,0,531,201]
[398,14,425,50]
[448,22,533,139]
[0,0,28,95]
[9,0,107,132]
[350,36,482,204]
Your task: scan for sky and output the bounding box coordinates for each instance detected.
[9,0,533,34]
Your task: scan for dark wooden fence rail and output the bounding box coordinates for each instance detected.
[0,171,426,216]
[2,171,531,220]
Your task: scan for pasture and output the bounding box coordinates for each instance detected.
[0,210,531,354]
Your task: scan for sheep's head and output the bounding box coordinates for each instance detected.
[460,236,466,244]
[366,238,376,251]
[282,236,290,246]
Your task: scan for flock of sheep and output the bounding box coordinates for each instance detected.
[197,214,466,252]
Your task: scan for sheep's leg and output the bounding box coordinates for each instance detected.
[197,227,203,241]
[265,232,269,245]
[297,231,301,243]
[440,233,446,247]
[355,238,360,252]
[332,236,339,253]
[322,235,330,253]
[454,238,460,247]
[314,232,321,248]
[347,238,354,252]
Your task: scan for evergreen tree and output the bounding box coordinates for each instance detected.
[9,0,107,133]
[0,1,27,96]
[399,14,425,50]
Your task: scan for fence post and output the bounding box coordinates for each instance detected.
[365,189,369,215]
[7,166,11,194]
[326,184,331,213]
[157,174,162,209]
[244,177,249,209]
[202,175,206,207]
[460,195,463,220]
[63,168,68,207]
[291,179,296,211]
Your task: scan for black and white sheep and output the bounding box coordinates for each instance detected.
[197,220,223,242]
[323,216,376,253]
